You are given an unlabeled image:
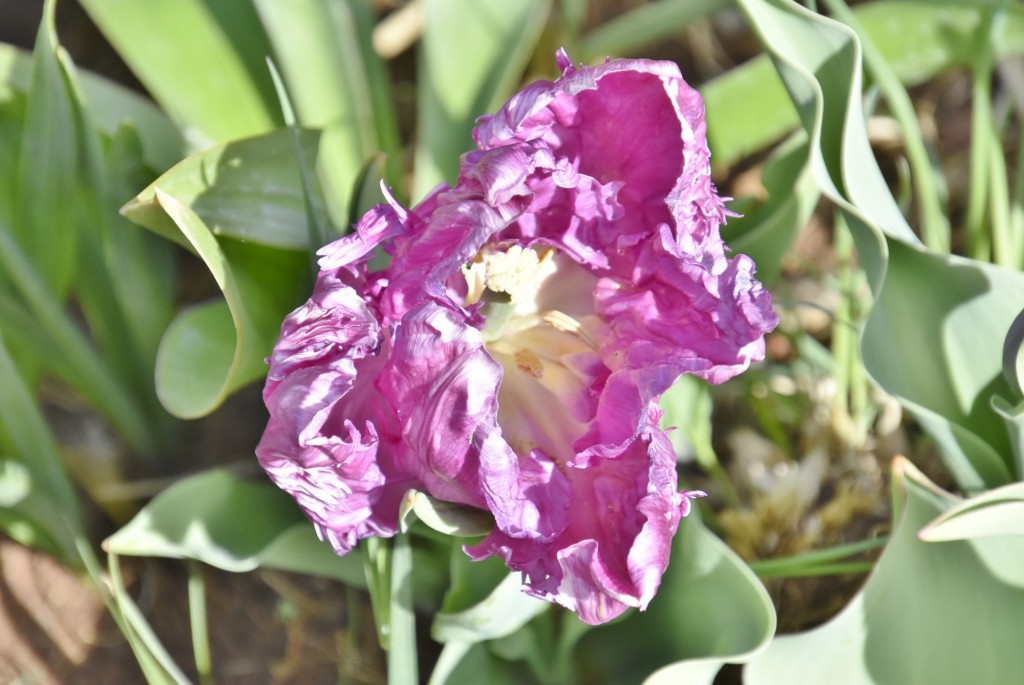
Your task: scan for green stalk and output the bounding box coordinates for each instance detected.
[988,120,1016,269]
[188,560,213,685]
[821,0,949,252]
[388,532,418,685]
[0,223,156,457]
[964,3,1006,262]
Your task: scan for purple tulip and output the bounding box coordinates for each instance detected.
[257,51,778,624]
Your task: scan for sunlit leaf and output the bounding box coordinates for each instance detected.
[253,0,381,227]
[78,0,279,146]
[399,489,493,537]
[122,128,322,250]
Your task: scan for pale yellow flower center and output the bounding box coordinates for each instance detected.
[463,245,602,461]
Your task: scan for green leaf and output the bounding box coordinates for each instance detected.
[746,458,1024,685]
[78,0,280,145]
[122,128,322,251]
[576,515,775,685]
[103,469,365,585]
[137,189,306,418]
[0,330,81,561]
[920,480,1024,541]
[855,0,1024,88]
[13,0,79,296]
[413,0,552,199]
[0,42,183,171]
[703,56,799,174]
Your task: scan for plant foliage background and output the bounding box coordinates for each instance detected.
[1,0,1023,683]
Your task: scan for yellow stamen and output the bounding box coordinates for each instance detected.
[541,310,598,350]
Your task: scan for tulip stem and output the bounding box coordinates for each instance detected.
[388,532,418,685]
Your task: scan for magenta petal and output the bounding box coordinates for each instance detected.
[377,302,506,509]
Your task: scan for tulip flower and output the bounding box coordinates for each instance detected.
[257,50,778,624]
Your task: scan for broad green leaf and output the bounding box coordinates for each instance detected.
[138,190,305,418]
[13,0,78,296]
[103,469,364,585]
[122,128,322,251]
[921,480,1024,541]
[0,42,183,170]
[861,241,1021,486]
[576,515,775,685]
[253,0,380,227]
[746,459,1024,685]
[0,94,24,267]
[78,0,279,146]
[738,0,1024,489]
[703,56,797,173]
[413,0,551,199]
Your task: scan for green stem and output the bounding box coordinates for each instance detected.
[388,533,418,685]
[821,0,949,252]
[988,117,1015,269]
[188,560,213,685]
[964,3,1006,262]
